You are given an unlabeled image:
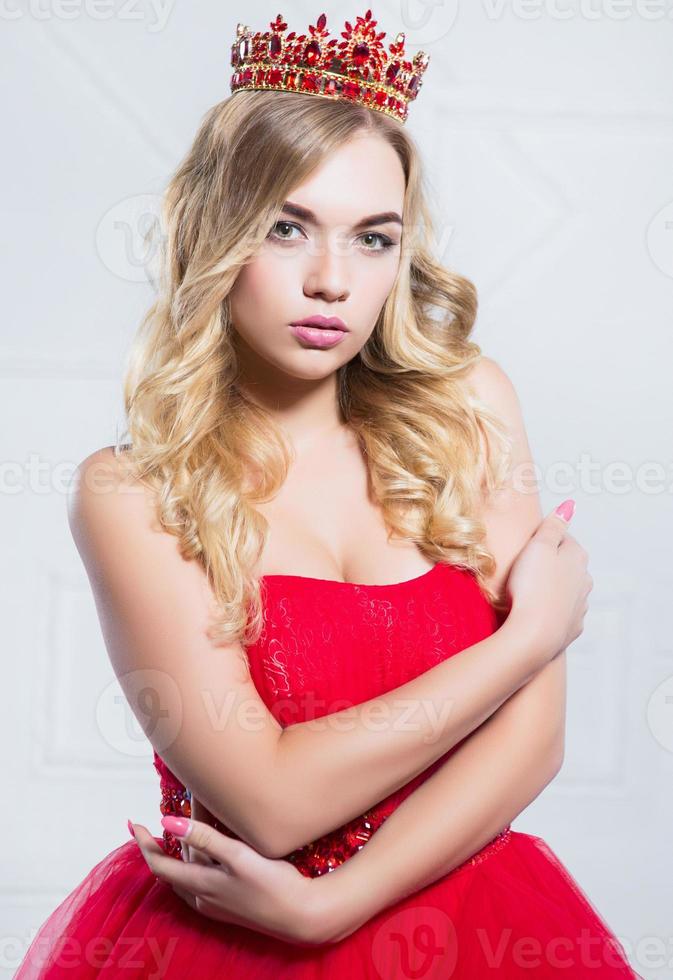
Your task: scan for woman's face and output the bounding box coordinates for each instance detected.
[228,132,406,381]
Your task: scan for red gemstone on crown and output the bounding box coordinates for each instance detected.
[352,42,369,67]
[269,34,281,58]
[304,39,321,65]
[386,61,400,83]
[301,73,320,92]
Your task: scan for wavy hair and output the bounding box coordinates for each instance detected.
[115,89,513,655]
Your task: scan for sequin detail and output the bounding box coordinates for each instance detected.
[460,826,513,869]
[284,807,389,877]
[153,754,191,859]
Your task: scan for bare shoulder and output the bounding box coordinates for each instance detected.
[461,356,543,595]
[67,445,157,538]
[65,444,182,612]
[462,355,523,418]
[66,443,223,616]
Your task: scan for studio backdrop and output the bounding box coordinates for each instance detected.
[2,2,671,977]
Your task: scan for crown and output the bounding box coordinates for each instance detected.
[230,9,430,125]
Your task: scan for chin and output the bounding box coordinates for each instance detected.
[280,356,347,381]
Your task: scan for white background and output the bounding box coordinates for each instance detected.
[2,1,672,976]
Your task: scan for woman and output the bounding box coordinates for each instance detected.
[17,10,643,978]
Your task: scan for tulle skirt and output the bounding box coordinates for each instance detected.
[16,830,643,979]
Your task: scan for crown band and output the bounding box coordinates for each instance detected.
[229,10,430,125]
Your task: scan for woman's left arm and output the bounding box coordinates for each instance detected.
[133,643,565,946]
[316,643,566,941]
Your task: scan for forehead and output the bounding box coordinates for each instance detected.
[284,134,406,223]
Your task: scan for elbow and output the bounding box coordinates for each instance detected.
[255,822,305,861]
[248,811,317,860]
[236,817,286,859]
[547,734,565,778]
[241,808,297,860]
[248,834,286,861]
[203,794,290,860]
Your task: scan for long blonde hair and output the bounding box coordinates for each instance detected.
[116,89,513,652]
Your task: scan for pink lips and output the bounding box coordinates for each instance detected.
[290,315,348,331]
[289,315,349,349]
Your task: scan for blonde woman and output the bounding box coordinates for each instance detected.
[17,10,643,978]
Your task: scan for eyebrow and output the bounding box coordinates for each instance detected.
[279,200,403,230]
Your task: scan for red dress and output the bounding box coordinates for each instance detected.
[17,562,643,978]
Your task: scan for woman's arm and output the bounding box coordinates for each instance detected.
[316,647,566,942]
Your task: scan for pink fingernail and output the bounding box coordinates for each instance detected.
[127,819,136,839]
[555,499,575,522]
[161,815,191,837]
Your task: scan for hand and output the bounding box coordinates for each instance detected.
[505,500,593,664]
[129,817,332,947]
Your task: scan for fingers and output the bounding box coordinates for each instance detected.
[171,881,199,910]
[538,500,576,547]
[161,815,239,869]
[131,822,222,897]
[182,841,220,868]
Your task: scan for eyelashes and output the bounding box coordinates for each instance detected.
[268,220,398,254]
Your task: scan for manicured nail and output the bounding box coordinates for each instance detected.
[554,499,575,522]
[161,815,191,838]
[127,819,136,839]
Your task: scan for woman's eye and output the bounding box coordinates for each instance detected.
[359,231,396,252]
[270,220,302,241]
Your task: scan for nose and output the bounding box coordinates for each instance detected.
[303,236,350,303]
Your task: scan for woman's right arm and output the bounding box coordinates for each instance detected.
[68,447,561,860]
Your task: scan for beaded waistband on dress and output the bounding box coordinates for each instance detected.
[155,756,513,878]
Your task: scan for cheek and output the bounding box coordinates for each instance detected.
[230,255,290,332]
[354,257,400,314]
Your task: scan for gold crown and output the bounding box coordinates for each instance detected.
[230,9,430,124]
